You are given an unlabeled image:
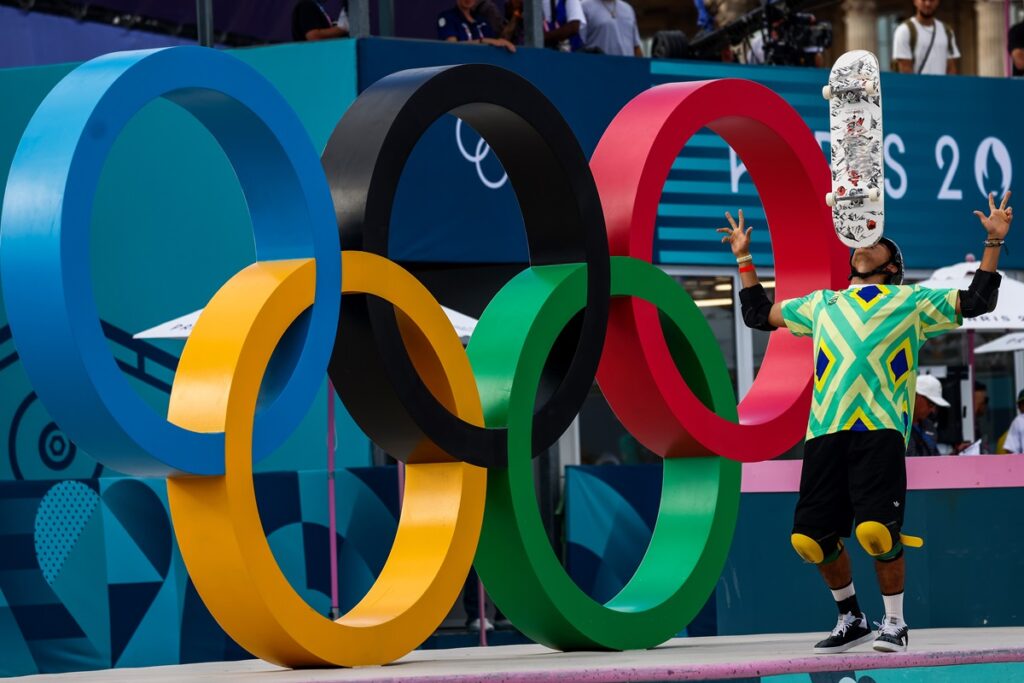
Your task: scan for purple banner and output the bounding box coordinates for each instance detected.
[0,7,200,69]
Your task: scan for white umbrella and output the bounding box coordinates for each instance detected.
[976,332,1024,354]
[916,261,1024,330]
[135,306,479,343]
[134,309,200,340]
[440,306,478,343]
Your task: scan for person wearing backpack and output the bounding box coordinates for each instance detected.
[892,0,960,75]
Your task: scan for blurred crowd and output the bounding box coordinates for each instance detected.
[435,0,643,57]
[289,0,1024,77]
[291,0,645,57]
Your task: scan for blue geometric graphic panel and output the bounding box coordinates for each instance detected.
[0,469,400,676]
[565,465,718,637]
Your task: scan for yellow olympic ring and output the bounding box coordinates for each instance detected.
[167,252,486,667]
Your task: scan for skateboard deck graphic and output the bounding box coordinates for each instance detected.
[823,50,884,248]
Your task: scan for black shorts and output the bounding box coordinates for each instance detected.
[792,429,907,548]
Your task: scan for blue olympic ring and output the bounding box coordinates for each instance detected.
[0,47,341,476]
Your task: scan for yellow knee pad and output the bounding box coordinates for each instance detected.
[855,522,924,558]
[791,533,841,564]
[855,521,893,557]
[791,533,824,563]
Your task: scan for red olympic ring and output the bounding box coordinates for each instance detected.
[594,79,849,462]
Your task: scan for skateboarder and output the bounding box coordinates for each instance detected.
[717,191,1012,653]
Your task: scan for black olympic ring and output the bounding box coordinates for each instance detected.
[323,64,610,468]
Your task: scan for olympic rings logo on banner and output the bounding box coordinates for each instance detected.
[0,47,846,667]
[455,118,509,190]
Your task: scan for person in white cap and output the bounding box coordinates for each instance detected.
[907,374,949,457]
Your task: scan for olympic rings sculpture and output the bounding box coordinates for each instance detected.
[0,47,847,667]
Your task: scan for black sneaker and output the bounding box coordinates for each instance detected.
[873,618,909,652]
[813,612,873,654]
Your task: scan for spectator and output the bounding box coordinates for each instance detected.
[742,27,825,67]
[1010,21,1024,77]
[474,0,506,35]
[907,374,947,457]
[545,0,587,51]
[956,381,989,453]
[892,0,960,75]
[1000,390,1024,452]
[974,380,989,446]
[438,0,517,52]
[292,0,349,42]
[502,0,526,44]
[581,0,643,57]
[975,381,989,415]
[489,0,588,51]
[473,0,523,43]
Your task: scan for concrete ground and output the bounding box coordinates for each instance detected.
[17,627,1024,683]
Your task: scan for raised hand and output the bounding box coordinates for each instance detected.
[974,191,1013,240]
[716,209,753,257]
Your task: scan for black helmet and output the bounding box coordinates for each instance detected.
[849,236,904,285]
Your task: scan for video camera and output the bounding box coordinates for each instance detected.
[652,0,833,67]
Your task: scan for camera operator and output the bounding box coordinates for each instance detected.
[739,0,830,67]
[741,21,825,66]
[653,0,831,67]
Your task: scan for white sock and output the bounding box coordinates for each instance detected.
[882,592,905,626]
[830,582,855,603]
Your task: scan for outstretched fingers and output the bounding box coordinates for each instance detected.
[1000,190,1012,211]
[725,209,748,231]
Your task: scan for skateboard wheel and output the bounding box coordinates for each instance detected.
[825,192,836,207]
[821,85,832,100]
[865,81,878,96]
[868,187,881,201]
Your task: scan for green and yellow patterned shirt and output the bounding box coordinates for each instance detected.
[780,284,961,443]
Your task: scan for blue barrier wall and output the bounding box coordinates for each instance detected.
[0,469,399,676]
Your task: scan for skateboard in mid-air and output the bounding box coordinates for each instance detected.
[823,50,884,248]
